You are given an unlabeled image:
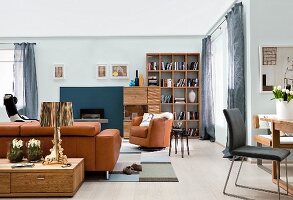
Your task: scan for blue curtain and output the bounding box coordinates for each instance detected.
[14,43,38,119]
[200,36,215,141]
[226,3,245,117]
[223,2,245,158]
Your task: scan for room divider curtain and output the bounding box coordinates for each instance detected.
[14,43,38,118]
[200,36,215,142]
[223,2,245,158]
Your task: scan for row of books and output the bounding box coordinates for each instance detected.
[148,76,159,86]
[161,79,172,87]
[148,62,158,70]
[186,128,199,137]
[148,61,199,71]
[187,78,199,87]
[161,95,172,103]
[176,79,186,87]
[186,111,198,120]
[173,111,198,120]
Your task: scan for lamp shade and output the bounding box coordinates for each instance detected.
[40,102,74,127]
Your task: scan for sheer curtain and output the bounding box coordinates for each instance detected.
[211,22,229,146]
[14,43,38,119]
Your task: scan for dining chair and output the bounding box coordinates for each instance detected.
[223,108,290,200]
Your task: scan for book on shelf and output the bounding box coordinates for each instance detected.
[161,79,172,87]
[187,128,199,137]
[178,112,185,120]
[173,112,177,120]
[176,79,186,87]
[175,97,185,104]
[174,62,186,70]
[186,111,198,120]
[187,78,199,87]
[187,61,199,70]
[148,62,158,70]
[161,95,172,103]
[161,62,172,70]
[148,76,158,86]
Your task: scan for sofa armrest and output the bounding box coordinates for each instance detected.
[131,116,143,126]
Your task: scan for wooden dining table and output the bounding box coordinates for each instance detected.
[259,115,293,195]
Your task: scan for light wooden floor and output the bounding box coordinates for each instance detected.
[7,140,293,200]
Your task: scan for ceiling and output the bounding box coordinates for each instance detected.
[0,0,235,37]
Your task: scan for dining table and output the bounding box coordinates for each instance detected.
[259,115,293,195]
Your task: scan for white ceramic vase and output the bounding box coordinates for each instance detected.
[188,90,196,103]
[276,100,293,120]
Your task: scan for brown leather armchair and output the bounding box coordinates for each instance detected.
[129,116,173,148]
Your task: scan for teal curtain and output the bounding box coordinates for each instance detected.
[14,43,38,118]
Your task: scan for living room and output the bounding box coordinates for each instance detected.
[0,0,293,199]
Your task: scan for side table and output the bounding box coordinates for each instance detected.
[169,128,190,158]
[0,158,84,197]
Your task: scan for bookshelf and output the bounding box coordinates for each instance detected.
[146,53,201,138]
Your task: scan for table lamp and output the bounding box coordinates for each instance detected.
[40,102,73,165]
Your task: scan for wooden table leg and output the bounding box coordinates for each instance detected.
[271,123,280,180]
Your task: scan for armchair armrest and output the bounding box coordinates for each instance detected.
[132,116,143,126]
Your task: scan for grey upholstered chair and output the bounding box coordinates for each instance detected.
[223,108,290,200]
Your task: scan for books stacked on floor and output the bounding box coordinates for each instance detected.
[177,111,185,120]
[188,61,199,70]
[186,111,198,120]
[148,62,158,70]
[161,78,172,87]
[175,97,185,104]
[187,128,199,137]
[161,95,172,103]
[176,79,186,87]
[148,76,159,86]
[174,62,186,70]
[161,62,172,70]
[187,78,199,87]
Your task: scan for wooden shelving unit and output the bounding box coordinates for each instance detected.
[146,53,201,138]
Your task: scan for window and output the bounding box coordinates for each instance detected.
[0,49,14,106]
[211,21,229,146]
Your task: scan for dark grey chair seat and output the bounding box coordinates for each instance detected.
[232,146,290,162]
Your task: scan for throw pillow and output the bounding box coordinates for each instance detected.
[139,113,154,127]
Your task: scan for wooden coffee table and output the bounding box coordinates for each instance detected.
[0,158,84,197]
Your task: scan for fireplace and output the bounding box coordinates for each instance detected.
[80,109,104,119]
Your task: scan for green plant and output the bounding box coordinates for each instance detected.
[272,85,293,102]
[27,138,43,162]
[7,138,24,163]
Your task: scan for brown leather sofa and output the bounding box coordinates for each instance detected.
[0,121,121,174]
[129,116,173,148]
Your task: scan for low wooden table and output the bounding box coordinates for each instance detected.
[0,158,84,197]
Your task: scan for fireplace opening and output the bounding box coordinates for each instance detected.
[80,109,104,119]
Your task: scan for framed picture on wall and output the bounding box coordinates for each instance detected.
[53,64,65,79]
[110,64,129,79]
[96,64,108,79]
[259,46,293,93]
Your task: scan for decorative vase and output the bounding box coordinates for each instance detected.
[135,70,139,86]
[139,74,144,86]
[276,100,293,120]
[188,90,196,103]
[7,149,24,163]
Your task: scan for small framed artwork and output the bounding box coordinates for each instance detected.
[110,64,129,79]
[96,64,108,79]
[53,64,65,79]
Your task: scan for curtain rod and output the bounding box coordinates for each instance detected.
[0,42,36,45]
[205,0,240,37]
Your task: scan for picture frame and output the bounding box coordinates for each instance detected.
[96,64,108,79]
[53,64,65,79]
[110,64,129,79]
[259,45,293,93]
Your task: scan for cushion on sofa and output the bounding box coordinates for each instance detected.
[20,121,101,137]
[0,122,24,136]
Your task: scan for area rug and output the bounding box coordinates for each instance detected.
[86,140,178,182]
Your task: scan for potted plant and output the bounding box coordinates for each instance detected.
[27,138,43,162]
[7,139,24,163]
[272,85,293,120]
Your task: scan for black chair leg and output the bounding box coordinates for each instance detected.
[235,157,244,187]
[277,161,280,200]
[181,134,184,158]
[175,135,177,154]
[169,134,172,156]
[186,135,190,155]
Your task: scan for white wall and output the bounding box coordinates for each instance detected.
[0,0,234,37]
[0,36,202,122]
[245,0,293,144]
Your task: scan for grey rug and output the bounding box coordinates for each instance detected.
[88,140,178,182]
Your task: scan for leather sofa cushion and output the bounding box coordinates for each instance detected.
[20,122,101,137]
[130,126,148,138]
[0,122,24,136]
